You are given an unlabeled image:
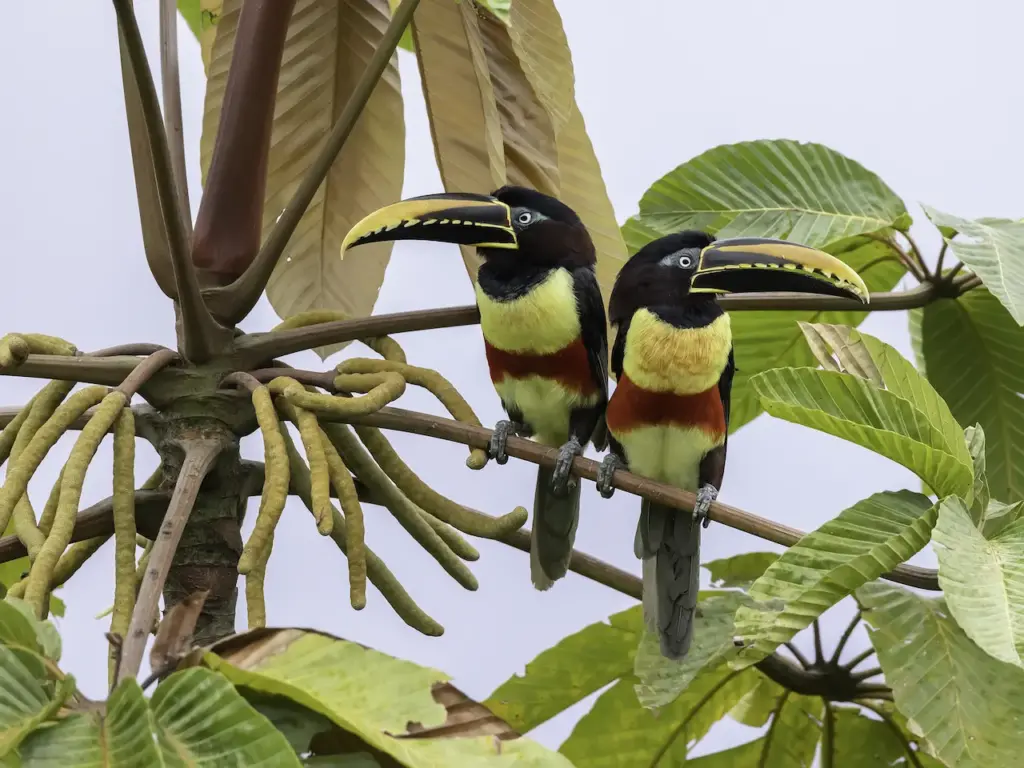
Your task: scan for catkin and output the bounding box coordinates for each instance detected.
[245,534,271,629]
[319,434,366,609]
[110,410,137,656]
[281,373,406,418]
[271,310,406,363]
[236,386,290,575]
[24,391,127,616]
[281,429,442,636]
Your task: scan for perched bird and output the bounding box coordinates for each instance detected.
[340,186,608,590]
[597,231,868,659]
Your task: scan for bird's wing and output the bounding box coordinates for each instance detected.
[718,346,736,432]
[572,266,609,400]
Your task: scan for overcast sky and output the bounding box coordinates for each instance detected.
[2,0,1023,758]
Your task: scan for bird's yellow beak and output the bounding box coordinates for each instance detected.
[691,237,869,302]
[340,192,518,256]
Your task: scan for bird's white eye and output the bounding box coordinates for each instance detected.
[678,255,692,268]
[516,211,533,226]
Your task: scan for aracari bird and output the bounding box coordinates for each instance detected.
[340,187,608,590]
[596,231,868,659]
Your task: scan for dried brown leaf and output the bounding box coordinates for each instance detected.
[413,0,506,280]
[150,588,210,671]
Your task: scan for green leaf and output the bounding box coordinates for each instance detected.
[703,552,780,589]
[727,675,785,727]
[304,757,381,767]
[559,665,760,766]
[732,490,936,666]
[245,692,335,756]
[151,668,300,765]
[965,425,991,520]
[932,495,1024,667]
[177,0,201,40]
[0,657,72,759]
[485,606,642,732]
[622,139,907,253]
[682,738,767,766]
[909,287,1024,503]
[858,582,1024,768]
[750,329,973,499]
[729,236,907,431]
[204,629,573,766]
[1,601,59,663]
[922,205,1024,324]
[633,594,751,710]
[831,706,910,767]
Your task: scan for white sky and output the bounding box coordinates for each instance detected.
[2,0,1022,758]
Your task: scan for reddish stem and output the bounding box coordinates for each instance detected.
[191,0,296,287]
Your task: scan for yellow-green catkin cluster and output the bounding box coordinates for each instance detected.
[243,314,529,635]
[108,409,136,686]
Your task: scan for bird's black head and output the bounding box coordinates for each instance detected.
[608,230,715,325]
[339,185,594,271]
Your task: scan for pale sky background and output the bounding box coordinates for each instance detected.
[2,0,1022,759]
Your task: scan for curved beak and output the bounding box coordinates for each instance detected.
[340,192,518,256]
[692,237,869,302]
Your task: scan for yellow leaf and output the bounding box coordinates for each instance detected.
[199,0,405,359]
[506,0,575,133]
[412,0,506,280]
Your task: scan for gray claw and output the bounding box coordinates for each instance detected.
[550,436,583,497]
[488,420,512,465]
[694,484,718,529]
[597,454,623,499]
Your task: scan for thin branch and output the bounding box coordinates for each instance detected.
[190,0,296,289]
[946,261,966,281]
[159,0,190,237]
[851,666,883,682]
[813,620,825,664]
[0,355,145,385]
[830,611,861,666]
[499,529,641,599]
[280,400,942,591]
[899,230,928,278]
[843,647,877,671]
[116,348,179,398]
[784,642,811,669]
[209,0,423,324]
[0,404,157,434]
[232,284,946,366]
[854,685,893,699]
[115,439,224,684]
[858,700,924,768]
[112,0,225,364]
[0,491,171,563]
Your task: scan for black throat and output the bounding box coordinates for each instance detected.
[477,251,555,302]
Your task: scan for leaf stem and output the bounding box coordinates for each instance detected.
[649,669,746,765]
[115,438,224,684]
[865,232,927,282]
[784,641,811,669]
[758,690,791,768]
[843,647,877,671]
[851,666,883,682]
[231,282,956,366]
[813,620,825,664]
[858,700,923,768]
[208,0,423,324]
[934,241,949,279]
[822,700,835,768]
[112,0,226,363]
[899,230,928,278]
[829,611,861,665]
[159,0,190,237]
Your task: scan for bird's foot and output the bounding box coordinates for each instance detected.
[693,484,718,529]
[597,454,624,499]
[550,436,583,497]
[488,420,513,465]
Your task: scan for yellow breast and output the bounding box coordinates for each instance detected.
[622,309,732,395]
[475,268,581,354]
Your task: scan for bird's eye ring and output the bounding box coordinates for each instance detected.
[516,211,533,225]
[678,255,692,268]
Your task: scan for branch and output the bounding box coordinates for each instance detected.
[159,0,191,237]
[0,404,159,434]
[231,285,946,366]
[207,0,423,324]
[284,401,941,591]
[112,0,226,363]
[116,439,224,684]
[0,355,146,386]
[87,343,168,357]
[190,0,296,287]
[116,348,179,398]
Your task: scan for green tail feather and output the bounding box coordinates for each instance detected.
[636,499,701,659]
[529,464,581,591]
